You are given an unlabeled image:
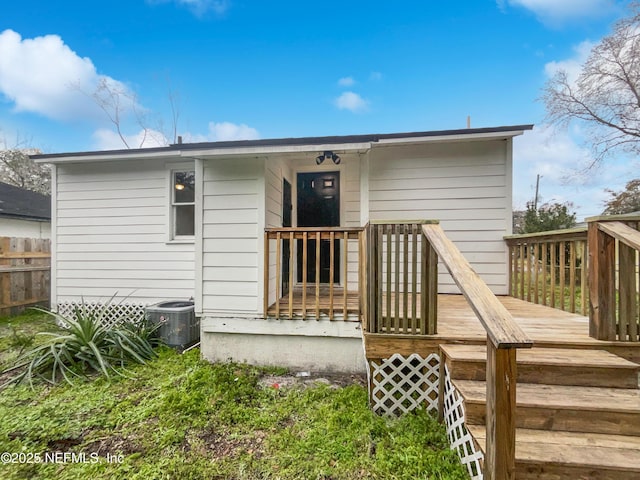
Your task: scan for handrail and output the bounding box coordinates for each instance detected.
[504,226,587,244]
[597,221,640,250]
[422,223,532,478]
[423,224,533,349]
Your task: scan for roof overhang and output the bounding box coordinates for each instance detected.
[31,124,533,164]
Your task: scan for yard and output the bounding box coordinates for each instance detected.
[0,311,468,480]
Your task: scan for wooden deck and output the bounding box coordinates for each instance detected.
[364,294,640,361]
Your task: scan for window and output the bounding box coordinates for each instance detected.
[172,170,195,238]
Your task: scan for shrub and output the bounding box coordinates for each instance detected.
[2,302,159,387]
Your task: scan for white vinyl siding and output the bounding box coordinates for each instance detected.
[0,218,50,239]
[369,140,510,294]
[201,157,262,314]
[54,159,195,305]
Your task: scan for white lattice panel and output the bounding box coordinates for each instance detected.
[442,364,484,480]
[370,353,440,416]
[56,301,147,329]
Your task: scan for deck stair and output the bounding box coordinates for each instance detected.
[440,344,640,479]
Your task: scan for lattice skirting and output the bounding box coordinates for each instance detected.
[442,363,484,480]
[370,353,440,416]
[55,301,148,329]
[369,354,484,480]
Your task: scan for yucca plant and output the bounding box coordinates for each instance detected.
[2,301,160,388]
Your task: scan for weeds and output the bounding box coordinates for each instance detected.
[0,311,469,480]
[2,302,160,387]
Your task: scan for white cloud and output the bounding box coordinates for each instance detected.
[93,128,168,150]
[335,91,369,113]
[207,121,259,141]
[499,0,616,25]
[369,71,383,81]
[512,124,638,220]
[544,40,594,83]
[0,29,133,122]
[181,121,260,143]
[338,76,355,87]
[148,0,230,16]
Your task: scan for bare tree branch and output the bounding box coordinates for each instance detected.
[543,3,640,166]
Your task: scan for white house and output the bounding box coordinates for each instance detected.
[0,181,51,239]
[33,124,532,373]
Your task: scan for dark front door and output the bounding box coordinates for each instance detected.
[282,179,292,294]
[296,171,340,283]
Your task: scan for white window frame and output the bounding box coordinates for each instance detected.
[167,163,196,243]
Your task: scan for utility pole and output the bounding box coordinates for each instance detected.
[534,174,541,211]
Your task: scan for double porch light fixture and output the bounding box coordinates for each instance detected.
[315,150,341,165]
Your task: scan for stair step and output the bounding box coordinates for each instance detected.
[468,426,640,480]
[454,380,640,436]
[441,344,640,388]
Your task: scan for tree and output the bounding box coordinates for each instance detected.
[78,77,180,149]
[542,3,640,165]
[521,202,577,234]
[603,178,640,214]
[0,137,50,195]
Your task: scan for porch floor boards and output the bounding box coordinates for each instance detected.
[435,294,595,346]
[267,285,360,320]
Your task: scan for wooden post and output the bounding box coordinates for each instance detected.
[588,221,616,340]
[485,341,517,480]
[315,232,321,319]
[0,237,11,317]
[288,231,294,319]
[376,225,383,333]
[329,231,335,320]
[263,233,269,317]
[619,242,636,341]
[420,231,428,335]
[302,232,308,318]
[427,243,438,334]
[343,232,348,319]
[411,225,418,333]
[275,233,281,318]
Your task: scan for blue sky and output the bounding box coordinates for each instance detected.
[0,0,637,220]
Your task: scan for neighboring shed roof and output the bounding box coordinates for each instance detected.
[31,124,534,162]
[0,182,51,221]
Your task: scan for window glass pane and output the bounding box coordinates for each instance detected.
[174,171,195,203]
[175,205,195,236]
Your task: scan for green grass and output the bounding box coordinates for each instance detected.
[0,310,60,371]
[0,311,469,480]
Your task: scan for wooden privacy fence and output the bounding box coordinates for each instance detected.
[364,221,437,335]
[0,236,51,317]
[505,227,588,315]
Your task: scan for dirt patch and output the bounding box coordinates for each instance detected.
[184,428,267,459]
[258,371,366,390]
[83,434,144,456]
[47,437,82,450]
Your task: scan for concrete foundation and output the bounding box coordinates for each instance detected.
[200,316,367,374]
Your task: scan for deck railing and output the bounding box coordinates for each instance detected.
[364,221,438,335]
[588,215,640,341]
[263,227,364,320]
[422,223,533,480]
[505,228,588,314]
[505,215,640,342]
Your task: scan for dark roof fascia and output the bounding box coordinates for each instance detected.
[31,124,534,161]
